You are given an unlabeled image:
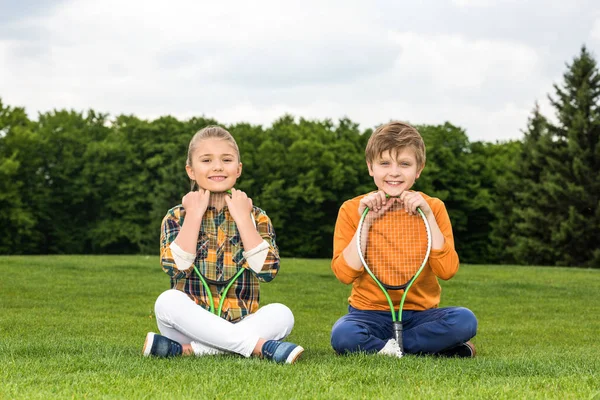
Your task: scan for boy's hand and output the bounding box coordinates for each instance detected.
[182,189,211,221]
[224,188,254,225]
[399,191,432,217]
[358,190,396,218]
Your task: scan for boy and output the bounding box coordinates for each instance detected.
[330,121,477,358]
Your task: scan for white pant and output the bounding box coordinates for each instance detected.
[154,289,295,358]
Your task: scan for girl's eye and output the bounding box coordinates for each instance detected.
[201,159,211,163]
[223,158,233,163]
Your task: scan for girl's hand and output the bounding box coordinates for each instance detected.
[224,188,253,225]
[399,191,431,216]
[182,189,211,221]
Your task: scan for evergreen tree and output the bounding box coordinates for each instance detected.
[509,104,557,265]
[511,47,600,267]
[546,46,600,267]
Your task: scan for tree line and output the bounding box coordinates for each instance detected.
[1,47,598,267]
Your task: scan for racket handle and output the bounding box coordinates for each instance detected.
[393,321,403,351]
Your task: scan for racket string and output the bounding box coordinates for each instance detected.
[363,202,429,287]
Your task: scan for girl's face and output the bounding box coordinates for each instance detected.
[367,147,422,197]
[186,138,242,193]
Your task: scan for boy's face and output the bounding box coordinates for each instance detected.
[367,147,422,197]
[186,138,242,193]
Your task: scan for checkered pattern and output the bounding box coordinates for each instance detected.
[160,205,280,322]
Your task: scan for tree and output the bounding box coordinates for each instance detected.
[249,116,367,258]
[507,104,556,264]
[32,109,111,253]
[480,139,522,264]
[511,47,600,267]
[416,123,480,262]
[466,139,522,264]
[0,99,37,254]
[546,46,600,267]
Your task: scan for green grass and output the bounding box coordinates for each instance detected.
[1,256,599,399]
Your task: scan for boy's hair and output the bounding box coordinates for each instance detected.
[186,125,241,167]
[365,121,426,170]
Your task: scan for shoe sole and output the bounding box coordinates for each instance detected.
[285,346,304,364]
[143,332,155,357]
[465,341,476,357]
[435,341,476,358]
[452,341,475,358]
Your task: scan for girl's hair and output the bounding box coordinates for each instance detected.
[187,125,240,166]
[365,121,426,170]
[187,126,240,191]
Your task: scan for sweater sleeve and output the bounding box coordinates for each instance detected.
[427,199,460,280]
[331,200,364,284]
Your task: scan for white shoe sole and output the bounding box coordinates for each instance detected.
[285,346,304,364]
[143,332,156,357]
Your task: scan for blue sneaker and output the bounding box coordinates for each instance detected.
[142,332,183,357]
[261,340,304,364]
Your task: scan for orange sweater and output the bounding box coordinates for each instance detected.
[331,192,459,311]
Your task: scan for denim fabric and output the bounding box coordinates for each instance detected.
[331,305,477,354]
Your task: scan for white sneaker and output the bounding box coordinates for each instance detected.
[378,338,403,358]
[190,341,225,356]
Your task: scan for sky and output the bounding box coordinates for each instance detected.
[1,0,599,142]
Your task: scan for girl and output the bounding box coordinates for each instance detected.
[143,126,303,364]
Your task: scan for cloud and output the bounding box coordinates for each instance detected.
[591,17,600,44]
[451,0,503,8]
[390,32,540,90]
[0,0,599,142]
[0,0,68,24]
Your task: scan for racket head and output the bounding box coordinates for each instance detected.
[356,198,432,290]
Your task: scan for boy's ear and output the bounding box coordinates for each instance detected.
[367,162,374,177]
[416,164,425,179]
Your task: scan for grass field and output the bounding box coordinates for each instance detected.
[0,256,599,399]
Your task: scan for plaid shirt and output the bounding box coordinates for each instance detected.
[160,204,280,322]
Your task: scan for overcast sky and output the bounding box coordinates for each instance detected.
[1,0,599,142]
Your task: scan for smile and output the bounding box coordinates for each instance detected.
[209,176,227,181]
[385,181,403,186]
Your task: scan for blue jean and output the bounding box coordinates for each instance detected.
[331,305,477,354]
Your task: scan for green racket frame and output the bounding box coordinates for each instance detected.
[356,203,432,353]
[191,189,256,318]
[193,266,245,317]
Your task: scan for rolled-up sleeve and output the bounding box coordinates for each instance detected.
[160,210,193,280]
[248,209,280,282]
